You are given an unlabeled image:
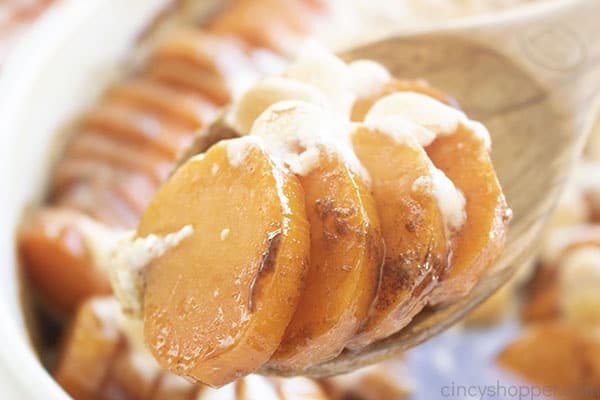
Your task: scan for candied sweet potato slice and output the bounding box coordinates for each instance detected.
[347,126,449,350]
[65,131,172,184]
[269,152,384,370]
[56,180,140,229]
[18,209,111,312]
[84,102,192,159]
[108,78,218,128]
[521,265,561,323]
[208,0,316,54]
[146,60,232,106]
[140,138,310,387]
[53,159,156,215]
[497,323,600,388]
[352,84,508,305]
[426,124,509,305]
[55,298,123,400]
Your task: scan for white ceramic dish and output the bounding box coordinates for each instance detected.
[0,0,172,397]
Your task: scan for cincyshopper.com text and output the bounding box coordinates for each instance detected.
[440,380,600,399]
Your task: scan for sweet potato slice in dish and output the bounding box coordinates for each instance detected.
[269,151,384,370]
[18,208,111,312]
[139,138,310,387]
[208,0,317,54]
[497,323,600,388]
[65,131,172,184]
[55,298,123,399]
[426,124,508,305]
[108,78,218,128]
[84,102,191,159]
[347,126,449,350]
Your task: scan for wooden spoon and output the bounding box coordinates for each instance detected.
[256,0,600,377]
[169,0,600,378]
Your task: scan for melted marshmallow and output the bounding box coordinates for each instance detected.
[81,219,193,317]
[430,167,467,234]
[410,160,466,235]
[89,297,121,340]
[355,120,467,236]
[283,41,356,116]
[365,92,491,148]
[226,77,330,134]
[248,100,368,180]
[224,46,474,235]
[226,43,392,134]
[118,311,163,380]
[226,135,265,167]
[362,115,436,146]
[111,225,194,317]
[347,59,392,98]
[89,296,163,382]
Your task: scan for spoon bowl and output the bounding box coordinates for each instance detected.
[257,0,600,377]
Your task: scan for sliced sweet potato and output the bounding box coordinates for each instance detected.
[521,265,561,323]
[108,78,218,128]
[56,180,139,229]
[140,138,310,387]
[53,159,156,215]
[153,29,243,70]
[269,151,384,370]
[426,124,508,305]
[208,0,316,54]
[84,102,192,159]
[497,323,600,388]
[347,126,449,350]
[18,209,111,312]
[55,297,123,400]
[351,80,508,305]
[152,30,261,97]
[145,60,232,106]
[65,131,172,184]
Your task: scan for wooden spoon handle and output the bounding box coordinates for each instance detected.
[471,0,600,133]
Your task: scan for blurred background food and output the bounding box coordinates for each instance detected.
[4,0,600,399]
[0,0,55,64]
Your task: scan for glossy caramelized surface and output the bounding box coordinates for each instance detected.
[140,141,310,386]
[347,126,449,350]
[426,125,509,305]
[270,151,384,370]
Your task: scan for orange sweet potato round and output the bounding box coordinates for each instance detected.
[139,138,310,387]
[18,208,112,312]
[351,79,509,307]
[269,151,384,370]
[347,126,449,350]
[426,124,508,305]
